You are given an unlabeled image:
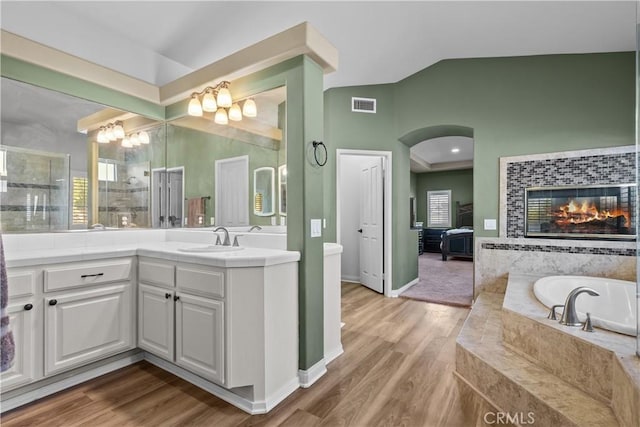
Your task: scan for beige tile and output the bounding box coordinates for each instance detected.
[502,310,539,360]
[612,358,640,427]
[589,345,613,402]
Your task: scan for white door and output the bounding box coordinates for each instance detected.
[359,157,384,293]
[0,302,36,390]
[215,156,249,226]
[167,168,184,227]
[45,284,133,375]
[175,292,225,385]
[138,283,175,361]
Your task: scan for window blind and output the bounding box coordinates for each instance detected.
[427,190,451,227]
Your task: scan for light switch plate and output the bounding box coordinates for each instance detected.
[271,217,276,225]
[484,219,497,230]
[311,219,322,237]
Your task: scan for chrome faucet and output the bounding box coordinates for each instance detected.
[249,225,262,232]
[559,287,600,327]
[90,223,105,230]
[213,227,231,246]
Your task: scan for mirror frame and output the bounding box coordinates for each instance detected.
[253,166,275,217]
[279,164,287,216]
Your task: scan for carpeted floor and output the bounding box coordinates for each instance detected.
[400,252,473,307]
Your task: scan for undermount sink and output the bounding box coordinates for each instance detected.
[178,245,245,253]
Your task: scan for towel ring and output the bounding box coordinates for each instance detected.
[312,141,327,167]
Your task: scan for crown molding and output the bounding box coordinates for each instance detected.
[1,22,338,107]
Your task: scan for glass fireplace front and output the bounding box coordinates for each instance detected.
[525,184,636,240]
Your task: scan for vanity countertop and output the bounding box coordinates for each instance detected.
[5,241,300,268]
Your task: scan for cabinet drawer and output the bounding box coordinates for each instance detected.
[177,265,224,299]
[44,259,132,292]
[7,269,37,299]
[139,260,175,288]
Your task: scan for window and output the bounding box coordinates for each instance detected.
[72,176,88,226]
[427,190,451,228]
[98,160,117,182]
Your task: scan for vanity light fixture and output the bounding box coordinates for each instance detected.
[113,121,125,139]
[187,81,257,124]
[97,126,109,143]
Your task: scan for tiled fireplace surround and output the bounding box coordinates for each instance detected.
[475,145,636,295]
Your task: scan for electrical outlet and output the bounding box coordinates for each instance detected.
[484,219,497,230]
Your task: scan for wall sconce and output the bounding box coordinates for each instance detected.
[187,81,257,124]
[96,121,149,149]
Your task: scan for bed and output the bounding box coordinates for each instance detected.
[441,202,473,261]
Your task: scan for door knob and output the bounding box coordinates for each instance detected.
[24,303,33,311]
[357,229,363,233]
[165,293,171,299]
[174,295,180,301]
[49,299,58,306]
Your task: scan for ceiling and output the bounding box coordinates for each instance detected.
[410,136,474,173]
[1,1,635,172]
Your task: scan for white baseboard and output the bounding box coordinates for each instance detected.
[262,377,300,412]
[0,353,143,413]
[298,358,327,388]
[324,345,344,365]
[390,278,419,298]
[341,276,360,283]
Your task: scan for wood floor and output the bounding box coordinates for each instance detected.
[1,283,471,427]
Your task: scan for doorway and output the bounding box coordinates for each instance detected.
[336,150,392,296]
[151,166,184,228]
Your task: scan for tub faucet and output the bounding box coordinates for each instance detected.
[213,227,231,246]
[559,286,600,327]
[249,225,262,232]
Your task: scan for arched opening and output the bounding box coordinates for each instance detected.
[400,125,475,307]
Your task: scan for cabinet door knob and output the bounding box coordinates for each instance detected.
[49,299,58,306]
[165,293,171,299]
[24,303,33,311]
[174,295,180,302]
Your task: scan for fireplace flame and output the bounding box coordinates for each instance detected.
[554,199,630,227]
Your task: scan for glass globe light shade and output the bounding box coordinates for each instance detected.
[97,127,109,143]
[188,94,203,117]
[214,108,229,125]
[113,123,125,139]
[216,86,232,108]
[105,125,116,141]
[202,89,217,112]
[138,131,150,144]
[242,98,257,117]
[121,136,133,148]
[130,133,141,146]
[228,103,242,121]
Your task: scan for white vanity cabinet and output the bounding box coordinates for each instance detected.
[137,258,226,385]
[175,292,224,384]
[1,269,41,392]
[42,258,135,376]
[138,283,175,360]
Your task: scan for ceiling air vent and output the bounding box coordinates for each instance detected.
[352,97,376,113]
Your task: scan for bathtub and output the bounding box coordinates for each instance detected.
[533,275,637,336]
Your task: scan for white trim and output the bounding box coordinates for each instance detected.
[298,358,327,388]
[341,275,360,283]
[390,278,419,298]
[167,166,185,227]
[0,353,143,413]
[498,145,635,237]
[336,149,393,297]
[262,377,300,412]
[324,346,344,365]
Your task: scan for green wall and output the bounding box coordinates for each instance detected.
[415,169,473,226]
[395,53,634,237]
[166,125,283,226]
[324,84,419,290]
[324,53,633,290]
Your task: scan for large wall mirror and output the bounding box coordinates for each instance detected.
[165,85,287,228]
[0,78,287,233]
[0,77,164,233]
